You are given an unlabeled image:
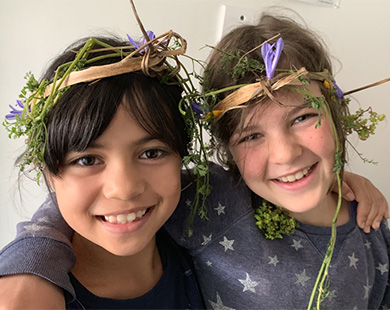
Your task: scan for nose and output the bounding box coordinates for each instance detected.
[268,132,302,165]
[103,159,145,201]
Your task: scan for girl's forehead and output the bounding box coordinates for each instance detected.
[246,81,323,117]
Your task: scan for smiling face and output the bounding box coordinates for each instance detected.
[49,105,181,256]
[229,83,337,223]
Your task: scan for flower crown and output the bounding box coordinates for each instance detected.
[3,0,212,236]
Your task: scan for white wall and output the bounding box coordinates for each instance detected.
[0,0,389,249]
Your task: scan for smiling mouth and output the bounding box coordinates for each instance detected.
[101,207,152,224]
[276,164,315,183]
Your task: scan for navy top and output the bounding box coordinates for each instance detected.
[66,229,204,309]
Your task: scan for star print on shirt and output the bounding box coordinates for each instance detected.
[219,236,234,252]
[327,290,337,301]
[214,203,226,215]
[208,292,236,310]
[206,260,213,267]
[363,280,372,300]
[364,240,371,250]
[268,255,279,266]
[376,263,389,275]
[238,273,259,293]
[348,252,359,269]
[291,239,303,251]
[22,216,50,237]
[201,234,212,246]
[295,269,311,286]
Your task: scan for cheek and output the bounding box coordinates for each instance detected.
[306,121,336,163]
[146,159,182,210]
[52,175,99,220]
[231,145,267,179]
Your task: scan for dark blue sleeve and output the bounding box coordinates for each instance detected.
[0,194,76,301]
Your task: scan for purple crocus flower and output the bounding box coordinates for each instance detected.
[333,81,344,99]
[127,30,156,52]
[261,37,284,80]
[5,100,27,121]
[191,101,209,119]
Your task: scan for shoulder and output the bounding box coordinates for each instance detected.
[165,162,253,249]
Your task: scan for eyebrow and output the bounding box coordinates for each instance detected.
[234,104,312,135]
[87,135,161,150]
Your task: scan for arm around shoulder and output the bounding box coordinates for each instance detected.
[0,274,65,309]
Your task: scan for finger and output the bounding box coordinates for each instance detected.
[364,205,379,233]
[371,195,389,230]
[340,181,355,201]
[354,186,371,229]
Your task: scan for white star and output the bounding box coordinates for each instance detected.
[40,200,53,210]
[291,239,303,251]
[23,222,44,237]
[201,234,212,246]
[327,290,337,301]
[37,216,50,223]
[238,273,259,293]
[364,240,372,250]
[185,199,192,207]
[376,263,389,275]
[268,255,279,266]
[214,203,226,215]
[295,269,311,286]
[348,252,359,269]
[206,260,213,267]
[22,216,49,237]
[364,280,372,300]
[208,292,236,310]
[219,236,234,252]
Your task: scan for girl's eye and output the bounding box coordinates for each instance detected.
[239,133,263,143]
[293,113,317,124]
[140,149,165,159]
[73,156,102,167]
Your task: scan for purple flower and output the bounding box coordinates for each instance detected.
[191,101,209,119]
[127,30,156,52]
[261,37,284,80]
[333,81,344,99]
[5,100,28,121]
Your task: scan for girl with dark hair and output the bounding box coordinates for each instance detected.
[0,35,204,309]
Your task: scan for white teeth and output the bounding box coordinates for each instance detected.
[287,175,296,182]
[136,210,144,218]
[277,166,311,183]
[127,213,136,222]
[104,210,147,224]
[116,214,127,224]
[295,171,303,180]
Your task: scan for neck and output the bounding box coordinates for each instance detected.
[71,233,163,299]
[289,192,350,227]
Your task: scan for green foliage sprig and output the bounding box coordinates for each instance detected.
[343,106,386,141]
[254,200,297,239]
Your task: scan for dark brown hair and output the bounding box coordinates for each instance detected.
[40,36,189,176]
[204,13,347,176]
